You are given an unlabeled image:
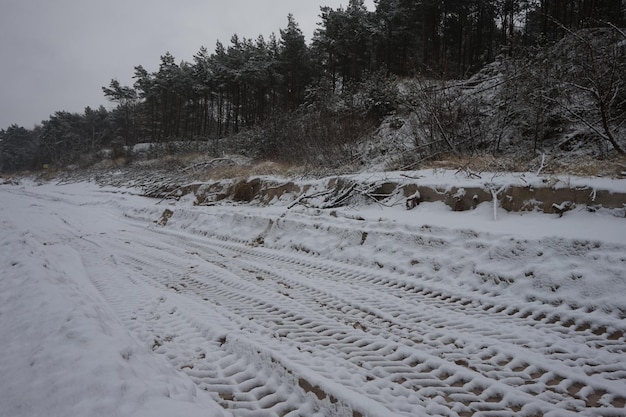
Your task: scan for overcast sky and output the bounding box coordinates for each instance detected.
[0,0,374,130]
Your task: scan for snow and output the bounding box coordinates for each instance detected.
[0,184,228,417]
[1,173,625,416]
[346,169,626,194]
[360,201,626,245]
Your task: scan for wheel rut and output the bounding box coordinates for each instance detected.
[73,210,626,417]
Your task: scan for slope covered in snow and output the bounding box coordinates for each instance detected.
[1,173,625,417]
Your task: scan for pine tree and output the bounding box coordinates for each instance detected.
[102,79,138,145]
[279,14,312,109]
[0,125,38,172]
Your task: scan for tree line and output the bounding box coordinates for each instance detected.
[2,0,624,172]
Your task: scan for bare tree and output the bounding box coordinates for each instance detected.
[547,27,626,155]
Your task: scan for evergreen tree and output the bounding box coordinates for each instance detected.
[102,79,138,145]
[154,52,184,140]
[278,14,311,109]
[39,111,87,165]
[314,2,375,87]
[83,106,112,150]
[0,125,38,172]
[191,46,216,137]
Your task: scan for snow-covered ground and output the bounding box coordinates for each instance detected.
[1,173,625,417]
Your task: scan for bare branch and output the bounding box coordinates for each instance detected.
[605,21,626,40]
[542,94,609,141]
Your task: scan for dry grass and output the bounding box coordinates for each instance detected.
[422,153,626,178]
[191,161,306,181]
[141,151,626,182]
[123,152,306,181]
[423,154,532,173]
[543,154,626,178]
[31,149,625,188]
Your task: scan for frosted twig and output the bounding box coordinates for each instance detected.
[487,183,508,221]
[536,153,546,176]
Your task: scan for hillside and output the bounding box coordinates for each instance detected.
[2,24,625,176]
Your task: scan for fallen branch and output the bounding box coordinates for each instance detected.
[322,183,357,209]
[289,182,393,210]
[287,189,334,209]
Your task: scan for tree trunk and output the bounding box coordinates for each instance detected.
[598,97,626,154]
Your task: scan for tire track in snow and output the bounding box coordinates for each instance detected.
[45,189,626,417]
[101,223,626,416]
[76,228,393,417]
[152,224,626,354]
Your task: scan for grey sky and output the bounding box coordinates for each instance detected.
[0,0,374,130]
